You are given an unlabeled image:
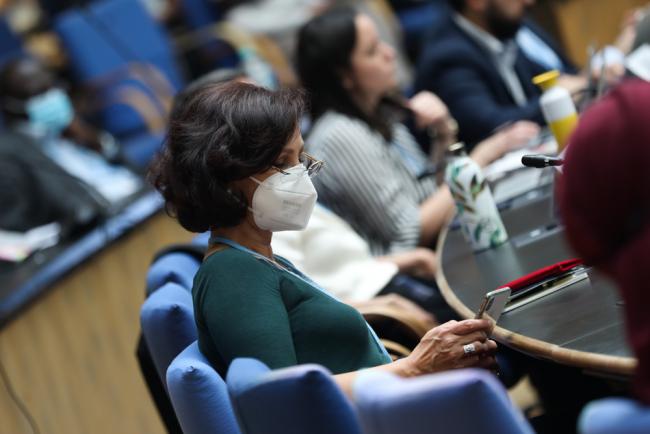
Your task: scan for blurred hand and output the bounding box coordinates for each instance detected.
[384,247,438,280]
[408,91,450,130]
[497,121,542,152]
[615,7,645,54]
[591,63,626,88]
[404,319,498,375]
[470,121,541,167]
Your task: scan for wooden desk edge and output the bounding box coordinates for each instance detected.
[435,217,637,377]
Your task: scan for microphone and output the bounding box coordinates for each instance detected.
[521,154,564,168]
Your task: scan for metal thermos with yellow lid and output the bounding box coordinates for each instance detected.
[533,70,579,151]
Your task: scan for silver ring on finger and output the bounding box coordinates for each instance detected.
[463,343,477,355]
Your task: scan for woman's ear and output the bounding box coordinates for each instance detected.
[228,179,255,207]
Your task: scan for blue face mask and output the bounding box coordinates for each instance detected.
[25,88,74,134]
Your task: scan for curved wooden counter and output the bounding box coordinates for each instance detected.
[436,191,636,377]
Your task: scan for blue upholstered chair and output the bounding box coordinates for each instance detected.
[54,0,183,88]
[193,231,210,248]
[140,282,197,383]
[145,251,201,296]
[354,369,534,434]
[139,243,205,434]
[579,398,650,434]
[145,235,209,295]
[167,341,242,434]
[119,131,166,169]
[227,358,363,434]
[54,0,183,166]
[0,15,23,68]
[177,0,241,75]
[180,0,221,30]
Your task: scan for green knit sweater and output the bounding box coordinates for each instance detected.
[192,247,390,377]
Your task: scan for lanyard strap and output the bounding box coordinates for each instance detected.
[210,236,323,292]
[209,235,391,361]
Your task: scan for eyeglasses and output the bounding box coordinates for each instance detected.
[273,152,325,178]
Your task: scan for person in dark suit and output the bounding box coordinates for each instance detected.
[414,0,586,147]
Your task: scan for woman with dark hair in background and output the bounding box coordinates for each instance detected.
[297,7,540,255]
[149,80,498,396]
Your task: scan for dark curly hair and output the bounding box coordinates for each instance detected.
[149,81,304,232]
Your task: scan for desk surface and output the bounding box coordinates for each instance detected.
[0,189,163,328]
[436,183,636,376]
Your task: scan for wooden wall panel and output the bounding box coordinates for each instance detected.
[549,0,649,66]
[0,213,192,434]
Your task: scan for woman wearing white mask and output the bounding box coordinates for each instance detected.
[149,81,497,396]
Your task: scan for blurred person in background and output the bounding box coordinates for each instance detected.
[297,7,539,256]
[0,57,141,233]
[414,0,587,147]
[221,0,414,87]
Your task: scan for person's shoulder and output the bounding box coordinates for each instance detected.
[419,15,484,67]
[308,111,379,152]
[199,247,265,271]
[0,130,37,153]
[423,15,472,49]
[195,247,277,289]
[193,248,283,311]
[0,130,59,175]
[416,19,490,90]
[310,111,372,137]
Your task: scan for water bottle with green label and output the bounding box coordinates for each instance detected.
[444,142,508,251]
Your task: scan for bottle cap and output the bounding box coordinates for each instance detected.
[532,70,560,91]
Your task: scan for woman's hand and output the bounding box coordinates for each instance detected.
[401,319,497,375]
[470,121,540,167]
[334,319,497,397]
[408,91,450,130]
[557,74,588,98]
[615,7,645,54]
[381,247,437,280]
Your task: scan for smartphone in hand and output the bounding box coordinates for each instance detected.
[475,287,511,323]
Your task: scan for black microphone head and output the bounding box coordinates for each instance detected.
[521,154,564,168]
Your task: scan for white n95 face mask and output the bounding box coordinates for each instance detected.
[249,164,318,231]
